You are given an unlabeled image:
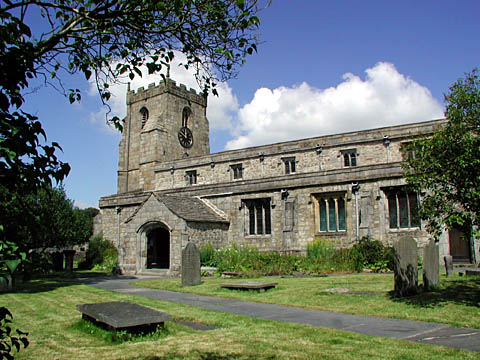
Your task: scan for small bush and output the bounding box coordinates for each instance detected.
[199,243,217,267]
[79,235,118,272]
[351,236,394,272]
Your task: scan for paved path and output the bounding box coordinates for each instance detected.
[79,275,480,353]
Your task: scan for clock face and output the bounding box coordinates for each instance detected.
[178,126,193,148]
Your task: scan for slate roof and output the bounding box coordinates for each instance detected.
[156,194,229,223]
[124,193,229,224]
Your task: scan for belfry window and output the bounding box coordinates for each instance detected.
[140,107,149,128]
[185,170,197,185]
[182,107,192,127]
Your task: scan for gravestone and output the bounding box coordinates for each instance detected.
[63,249,76,273]
[423,239,439,290]
[444,255,454,277]
[182,242,201,286]
[52,252,64,271]
[393,236,418,297]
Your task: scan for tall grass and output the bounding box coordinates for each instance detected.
[199,236,394,277]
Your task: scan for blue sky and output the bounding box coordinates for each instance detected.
[22,1,480,208]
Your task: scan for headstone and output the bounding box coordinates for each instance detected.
[181,242,201,286]
[393,236,418,297]
[423,239,439,290]
[52,252,64,271]
[444,255,454,277]
[63,249,76,273]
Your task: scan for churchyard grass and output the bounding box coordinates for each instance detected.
[137,273,480,329]
[1,277,477,359]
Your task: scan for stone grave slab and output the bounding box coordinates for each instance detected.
[393,236,418,297]
[423,239,439,290]
[466,269,480,276]
[77,301,171,332]
[220,281,277,292]
[444,255,454,277]
[182,242,201,286]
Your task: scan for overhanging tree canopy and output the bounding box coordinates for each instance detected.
[403,69,480,238]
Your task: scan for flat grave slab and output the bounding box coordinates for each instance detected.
[77,301,171,332]
[220,281,277,292]
[466,269,480,276]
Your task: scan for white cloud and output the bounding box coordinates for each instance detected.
[74,199,96,209]
[88,52,238,132]
[225,62,444,150]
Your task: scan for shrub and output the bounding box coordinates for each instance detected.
[199,243,217,267]
[80,235,118,272]
[0,307,28,359]
[351,236,394,272]
[214,244,260,274]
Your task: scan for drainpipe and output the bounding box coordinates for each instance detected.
[352,183,360,241]
[116,206,122,268]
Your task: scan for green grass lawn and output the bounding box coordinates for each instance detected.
[136,273,480,329]
[1,275,479,359]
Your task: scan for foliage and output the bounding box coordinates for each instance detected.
[200,238,397,276]
[200,241,362,276]
[25,185,96,251]
[0,184,98,275]
[74,319,169,344]
[199,243,216,267]
[403,68,480,238]
[81,235,118,272]
[350,236,394,273]
[0,307,28,360]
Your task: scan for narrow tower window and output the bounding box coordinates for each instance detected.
[182,107,192,127]
[140,107,149,128]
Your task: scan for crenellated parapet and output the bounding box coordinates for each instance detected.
[126,78,207,106]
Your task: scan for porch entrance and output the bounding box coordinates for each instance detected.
[146,227,170,269]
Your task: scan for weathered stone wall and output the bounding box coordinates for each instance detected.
[187,222,230,248]
[117,79,210,193]
[153,120,444,191]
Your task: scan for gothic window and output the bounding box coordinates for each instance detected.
[185,170,197,185]
[140,107,149,128]
[341,149,357,167]
[385,188,420,229]
[182,107,192,127]
[283,157,296,174]
[316,194,346,232]
[243,198,271,236]
[230,164,243,180]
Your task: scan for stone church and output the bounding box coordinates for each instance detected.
[94,78,478,275]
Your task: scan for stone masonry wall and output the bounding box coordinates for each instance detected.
[153,120,444,191]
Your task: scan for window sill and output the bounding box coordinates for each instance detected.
[388,227,421,232]
[245,234,272,239]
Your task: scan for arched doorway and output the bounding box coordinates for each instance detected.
[146,227,170,269]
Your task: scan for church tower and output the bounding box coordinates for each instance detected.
[117,79,210,193]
